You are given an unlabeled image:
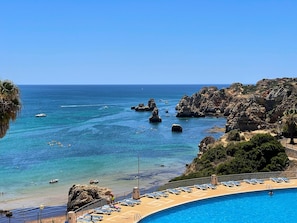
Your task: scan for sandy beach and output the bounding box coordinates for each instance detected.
[27,178,297,223]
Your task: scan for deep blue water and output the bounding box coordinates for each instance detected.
[140,188,297,223]
[0,84,227,222]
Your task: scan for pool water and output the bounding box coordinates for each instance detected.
[140,189,297,223]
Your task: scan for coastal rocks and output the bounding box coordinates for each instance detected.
[132,98,157,111]
[198,136,215,157]
[0,210,12,218]
[149,107,162,122]
[131,98,162,123]
[225,97,269,132]
[175,95,206,118]
[175,78,297,132]
[171,124,182,132]
[67,184,111,211]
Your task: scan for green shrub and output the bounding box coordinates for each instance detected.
[172,133,289,181]
[227,130,241,141]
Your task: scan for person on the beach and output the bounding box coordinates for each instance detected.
[110,193,115,204]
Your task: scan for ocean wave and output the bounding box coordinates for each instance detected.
[60,104,103,108]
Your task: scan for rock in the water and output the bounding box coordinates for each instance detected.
[171,124,182,132]
[149,107,162,122]
[133,98,157,111]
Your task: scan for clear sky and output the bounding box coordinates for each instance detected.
[0,0,296,85]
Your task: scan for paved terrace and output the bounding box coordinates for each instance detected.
[58,178,297,223]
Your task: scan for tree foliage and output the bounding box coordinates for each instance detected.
[0,80,21,138]
[171,134,289,181]
[283,108,297,144]
[226,129,241,141]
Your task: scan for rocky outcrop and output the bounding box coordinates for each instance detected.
[132,98,157,111]
[175,78,297,132]
[198,136,216,157]
[172,124,182,132]
[67,184,111,211]
[149,107,162,122]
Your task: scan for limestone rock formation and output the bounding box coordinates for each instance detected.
[67,184,111,211]
[198,136,216,157]
[132,98,157,111]
[175,78,297,132]
[149,107,162,122]
[171,124,182,132]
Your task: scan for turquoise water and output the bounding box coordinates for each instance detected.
[140,188,297,223]
[0,85,227,212]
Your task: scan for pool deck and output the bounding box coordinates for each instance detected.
[74,178,297,223]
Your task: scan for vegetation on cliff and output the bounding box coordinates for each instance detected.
[171,134,289,181]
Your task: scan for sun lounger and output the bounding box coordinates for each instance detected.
[118,199,136,207]
[279,177,290,183]
[77,219,89,223]
[230,181,241,186]
[221,181,234,187]
[270,177,283,183]
[78,213,104,222]
[250,178,264,184]
[205,183,217,189]
[194,184,207,190]
[90,213,104,221]
[146,193,161,199]
[126,198,141,205]
[94,207,112,215]
[154,191,169,197]
[179,186,193,193]
[102,204,121,212]
[77,217,92,223]
[77,214,93,223]
[167,188,181,195]
[243,179,257,185]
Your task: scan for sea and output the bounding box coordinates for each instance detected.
[0,84,227,222]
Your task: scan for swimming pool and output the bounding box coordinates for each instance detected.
[140,188,297,223]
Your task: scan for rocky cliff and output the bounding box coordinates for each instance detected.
[67,184,111,211]
[175,78,297,132]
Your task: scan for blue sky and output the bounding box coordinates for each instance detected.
[0,0,296,85]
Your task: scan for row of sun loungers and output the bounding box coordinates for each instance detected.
[221,177,290,186]
[167,188,181,195]
[78,203,124,222]
[145,191,170,199]
[77,176,293,222]
[194,183,217,190]
[270,177,290,183]
[145,184,216,198]
[118,198,141,206]
[243,178,264,184]
[77,213,103,222]
[145,186,195,199]
[220,181,241,187]
[180,186,193,193]
[243,177,290,184]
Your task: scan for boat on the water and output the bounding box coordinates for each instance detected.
[89,179,99,184]
[49,179,59,184]
[35,113,47,117]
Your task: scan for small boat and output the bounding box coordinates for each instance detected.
[89,179,99,184]
[35,113,47,117]
[49,179,59,184]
